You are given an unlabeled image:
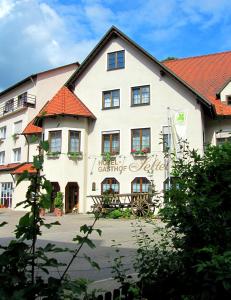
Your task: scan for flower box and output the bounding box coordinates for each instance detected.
[67,152,83,160]
[46,152,61,158]
[102,152,118,162]
[131,148,150,157]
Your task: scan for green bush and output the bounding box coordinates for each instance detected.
[134,143,231,299]
[108,209,123,219]
[54,192,63,209]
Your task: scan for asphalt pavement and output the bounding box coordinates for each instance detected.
[0,209,161,291]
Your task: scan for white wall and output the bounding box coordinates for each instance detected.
[42,117,88,213]
[220,81,231,103]
[72,37,205,211]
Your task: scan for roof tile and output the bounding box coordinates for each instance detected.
[11,163,36,174]
[164,51,231,116]
[39,86,96,119]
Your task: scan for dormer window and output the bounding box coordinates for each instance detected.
[226,95,231,105]
[107,50,125,70]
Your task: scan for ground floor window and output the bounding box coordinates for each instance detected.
[216,137,231,145]
[1,182,13,208]
[131,177,150,193]
[101,178,119,194]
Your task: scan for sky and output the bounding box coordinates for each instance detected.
[1,0,231,91]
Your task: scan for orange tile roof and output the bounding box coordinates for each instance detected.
[163,51,231,116]
[23,119,42,135]
[23,86,95,135]
[11,163,36,174]
[38,86,96,119]
[0,163,21,172]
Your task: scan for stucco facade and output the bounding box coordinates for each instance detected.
[1,27,231,213]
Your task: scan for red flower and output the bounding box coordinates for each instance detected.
[131,149,137,153]
[141,148,149,153]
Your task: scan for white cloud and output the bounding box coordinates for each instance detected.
[0,0,14,18]
[1,0,231,89]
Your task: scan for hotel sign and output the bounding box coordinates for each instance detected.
[93,155,167,174]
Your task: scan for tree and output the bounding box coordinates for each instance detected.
[135,143,231,299]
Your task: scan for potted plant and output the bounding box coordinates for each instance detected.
[54,192,63,216]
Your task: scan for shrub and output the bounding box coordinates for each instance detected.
[54,192,64,209]
[134,143,231,299]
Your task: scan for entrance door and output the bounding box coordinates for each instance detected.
[65,182,79,213]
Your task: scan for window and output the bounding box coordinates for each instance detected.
[17,92,27,107]
[131,86,150,106]
[131,177,150,193]
[162,126,171,152]
[1,182,13,208]
[102,132,119,154]
[107,50,125,70]
[0,151,5,165]
[216,137,231,145]
[0,126,6,139]
[69,131,80,153]
[14,120,22,134]
[13,148,21,162]
[131,128,150,152]
[103,90,120,109]
[49,131,62,153]
[4,99,14,113]
[101,178,119,194]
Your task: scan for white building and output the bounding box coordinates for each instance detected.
[1,26,231,213]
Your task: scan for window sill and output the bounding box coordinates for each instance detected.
[102,106,120,110]
[131,102,150,107]
[107,67,125,71]
[131,152,149,157]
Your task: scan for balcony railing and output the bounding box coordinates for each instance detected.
[0,94,36,118]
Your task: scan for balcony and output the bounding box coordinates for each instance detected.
[0,93,36,118]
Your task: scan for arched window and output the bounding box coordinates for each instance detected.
[131,177,150,193]
[101,178,119,194]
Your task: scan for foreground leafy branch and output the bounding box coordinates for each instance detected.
[0,141,101,299]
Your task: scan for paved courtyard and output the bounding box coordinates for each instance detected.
[0,209,160,289]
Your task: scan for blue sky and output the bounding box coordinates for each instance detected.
[1,0,231,90]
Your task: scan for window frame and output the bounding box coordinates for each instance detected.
[0,126,6,139]
[131,128,151,153]
[131,177,150,193]
[131,85,150,106]
[48,130,62,153]
[14,120,22,134]
[4,99,14,113]
[68,130,81,153]
[102,89,120,110]
[0,151,5,165]
[162,125,171,152]
[101,177,120,194]
[13,147,21,163]
[17,92,27,108]
[107,50,125,70]
[102,131,120,155]
[1,182,13,208]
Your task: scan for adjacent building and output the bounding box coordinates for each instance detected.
[1,26,231,213]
